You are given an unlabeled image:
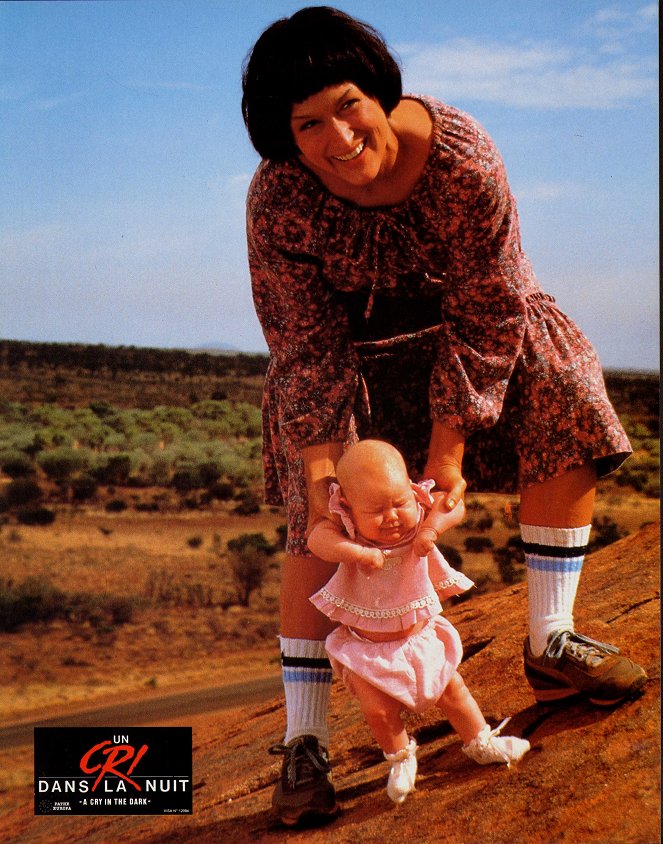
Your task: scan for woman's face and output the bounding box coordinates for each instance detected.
[290,83,397,194]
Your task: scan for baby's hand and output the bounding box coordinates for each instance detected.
[413,527,439,557]
[358,547,385,570]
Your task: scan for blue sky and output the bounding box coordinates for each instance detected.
[1,0,658,370]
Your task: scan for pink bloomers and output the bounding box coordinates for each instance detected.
[325,616,463,713]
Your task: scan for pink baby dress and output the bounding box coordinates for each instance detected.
[310,481,474,711]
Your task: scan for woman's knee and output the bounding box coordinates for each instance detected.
[279,554,337,637]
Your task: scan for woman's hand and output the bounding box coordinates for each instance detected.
[306,475,342,532]
[302,442,344,532]
[425,463,466,510]
[424,422,467,510]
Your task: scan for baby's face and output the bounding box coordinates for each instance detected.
[345,474,419,544]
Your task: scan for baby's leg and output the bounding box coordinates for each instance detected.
[435,671,487,744]
[344,668,418,804]
[343,669,408,754]
[437,671,531,766]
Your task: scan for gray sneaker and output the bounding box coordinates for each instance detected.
[269,735,338,827]
[524,630,648,706]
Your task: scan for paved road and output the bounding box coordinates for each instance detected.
[1,674,282,749]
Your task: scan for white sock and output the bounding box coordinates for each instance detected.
[280,636,332,747]
[521,524,591,657]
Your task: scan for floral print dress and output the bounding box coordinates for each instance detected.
[246,96,631,555]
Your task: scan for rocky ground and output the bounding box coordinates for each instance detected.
[1,522,659,844]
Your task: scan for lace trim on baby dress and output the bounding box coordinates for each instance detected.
[433,574,467,591]
[314,588,439,620]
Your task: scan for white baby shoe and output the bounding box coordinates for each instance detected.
[384,738,418,804]
[462,718,530,767]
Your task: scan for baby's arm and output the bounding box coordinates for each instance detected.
[413,495,465,557]
[307,520,384,569]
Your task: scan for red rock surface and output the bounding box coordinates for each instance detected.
[3,523,659,843]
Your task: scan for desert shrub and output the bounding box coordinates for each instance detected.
[0,449,34,478]
[94,454,132,485]
[89,400,116,419]
[227,532,276,556]
[144,570,212,607]
[71,473,99,502]
[135,501,160,513]
[105,498,128,513]
[67,592,137,627]
[464,536,494,553]
[207,479,235,500]
[233,489,261,515]
[142,454,171,486]
[38,447,92,481]
[198,460,222,486]
[17,506,56,526]
[0,576,64,630]
[172,466,203,492]
[187,535,204,549]
[190,400,262,438]
[0,422,39,455]
[275,524,288,549]
[493,535,525,585]
[587,517,628,553]
[2,478,43,508]
[0,576,137,630]
[436,543,463,570]
[227,533,275,607]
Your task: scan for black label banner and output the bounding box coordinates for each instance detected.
[34,727,192,815]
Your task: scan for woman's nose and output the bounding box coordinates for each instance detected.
[329,118,354,146]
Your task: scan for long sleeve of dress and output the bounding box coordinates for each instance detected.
[426,108,531,435]
[247,164,359,449]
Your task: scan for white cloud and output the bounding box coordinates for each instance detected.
[511,180,589,203]
[586,3,658,39]
[399,29,656,110]
[28,91,86,111]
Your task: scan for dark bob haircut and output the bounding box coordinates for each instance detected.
[242,6,402,161]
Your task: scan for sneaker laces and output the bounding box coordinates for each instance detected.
[546,631,620,667]
[269,737,331,789]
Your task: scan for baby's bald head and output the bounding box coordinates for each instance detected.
[336,440,409,505]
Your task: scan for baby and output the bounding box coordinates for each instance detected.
[308,439,530,804]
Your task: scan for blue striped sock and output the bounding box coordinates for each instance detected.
[521,524,591,657]
[280,636,333,747]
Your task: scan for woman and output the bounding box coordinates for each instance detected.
[242,6,646,827]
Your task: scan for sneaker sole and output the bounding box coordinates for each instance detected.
[526,667,648,706]
[279,803,339,827]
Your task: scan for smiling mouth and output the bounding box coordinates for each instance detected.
[333,140,365,162]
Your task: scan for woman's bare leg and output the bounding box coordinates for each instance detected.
[279,553,337,638]
[518,463,646,702]
[519,463,596,527]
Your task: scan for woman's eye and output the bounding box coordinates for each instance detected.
[341,98,359,111]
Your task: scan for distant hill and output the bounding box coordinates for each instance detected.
[188,343,243,354]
